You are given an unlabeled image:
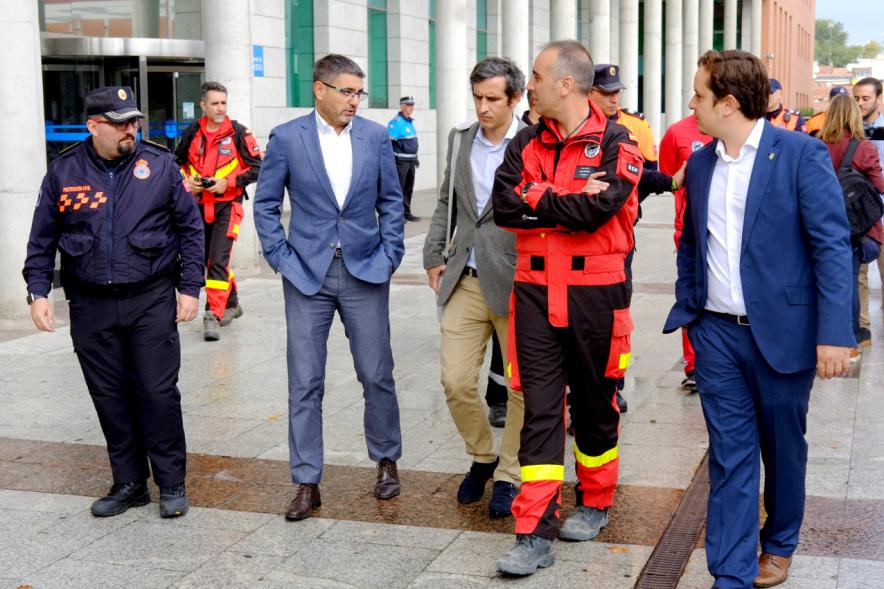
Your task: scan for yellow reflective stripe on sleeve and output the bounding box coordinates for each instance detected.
[232,224,240,235]
[618,352,631,370]
[521,464,565,482]
[205,279,229,291]
[214,159,239,179]
[187,164,198,177]
[574,443,618,469]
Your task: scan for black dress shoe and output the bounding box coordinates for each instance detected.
[488,403,507,428]
[159,482,189,518]
[616,390,628,413]
[489,481,518,519]
[457,458,498,504]
[286,483,321,520]
[374,459,400,499]
[405,213,421,222]
[91,481,150,517]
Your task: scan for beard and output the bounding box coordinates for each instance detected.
[116,138,135,156]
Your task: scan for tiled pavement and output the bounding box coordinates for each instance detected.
[1,193,881,588]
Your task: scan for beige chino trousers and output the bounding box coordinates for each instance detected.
[439,276,524,486]
[859,256,884,331]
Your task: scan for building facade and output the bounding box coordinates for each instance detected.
[0,0,814,317]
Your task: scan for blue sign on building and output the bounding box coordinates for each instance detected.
[253,45,265,78]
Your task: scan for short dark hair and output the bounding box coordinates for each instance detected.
[542,40,595,93]
[697,49,768,120]
[854,77,883,98]
[313,54,365,83]
[200,81,227,101]
[469,57,526,101]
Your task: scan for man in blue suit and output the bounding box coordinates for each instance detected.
[664,50,854,589]
[253,54,405,521]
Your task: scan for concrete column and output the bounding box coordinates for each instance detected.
[751,0,762,57]
[740,0,751,51]
[609,0,619,68]
[550,0,577,40]
[699,0,713,53]
[724,0,738,50]
[436,0,468,184]
[487,0,503,56]
[683,0,699,109]
[643,0,662,139]
[134,0,160,37]
[588,0,610,63]
[665,0,682,126]
[529,0,551,64]
[202,0,258,268]
[502,0,531,88]
[619,0,639,109]
[388,0,430,108]
[1,0,45,318]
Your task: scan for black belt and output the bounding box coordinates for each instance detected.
[63,267,173,299]
[462,266,478,278]
[705,310,750,326]
[334,247,343,258]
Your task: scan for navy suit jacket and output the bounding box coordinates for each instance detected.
[253,112,405,295]
[663,120,855,373]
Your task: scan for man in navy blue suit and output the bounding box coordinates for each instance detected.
[664,50,854,589]
[253,54,405,521]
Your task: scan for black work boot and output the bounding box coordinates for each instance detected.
[159,482,189,518]
[91,482,150,517]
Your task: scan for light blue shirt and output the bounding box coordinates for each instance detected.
[467,114,520,268]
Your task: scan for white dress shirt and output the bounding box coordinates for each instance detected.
[315,110,353,209]
[705,118,765,316]
[467,114,520,268]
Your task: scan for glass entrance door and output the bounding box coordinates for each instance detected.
[146,67,203,150]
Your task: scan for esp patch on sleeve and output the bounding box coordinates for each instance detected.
[616,142,643,185]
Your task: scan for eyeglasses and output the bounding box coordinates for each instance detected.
[321,81,369,100]
[94,118,143,131]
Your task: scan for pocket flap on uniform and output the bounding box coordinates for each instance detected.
[58,233,94,257]
[612,307,634,336]
[784,285,814,305]
[128,231,170,252]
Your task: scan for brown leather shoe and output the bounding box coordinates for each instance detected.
[374,458,400,499]
[753,553,792,587]
[285,483,321,521]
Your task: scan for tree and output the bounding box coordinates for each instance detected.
[860,40,883,59]
[815,19,862,67]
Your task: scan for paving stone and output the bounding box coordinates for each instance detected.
[159,505,275,532]
[837,558,884,588]
[274,538,438,589]
[407,572,491,588]
[427,531,515,577]
[231,516,336,557]
[486,558,641,588]
[175,551,285,588]
[17,557,183,589]
[70,520,247,572]
[0,490,93,514]
[320,520,460,550]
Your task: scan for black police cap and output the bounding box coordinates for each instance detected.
[593,64,626,92]
[84,86,144,121]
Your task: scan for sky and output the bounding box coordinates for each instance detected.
[815,0,884,46]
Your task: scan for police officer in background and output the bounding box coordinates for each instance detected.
[23,87,204,519]
[388,96,421,222]
[766,78,808,132]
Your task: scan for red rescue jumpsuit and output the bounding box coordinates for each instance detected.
[658,115,712,377]
[492,106,642,540]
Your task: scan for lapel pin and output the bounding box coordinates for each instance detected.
[768,152,775,160]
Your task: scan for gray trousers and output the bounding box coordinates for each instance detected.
[282,258,402,484]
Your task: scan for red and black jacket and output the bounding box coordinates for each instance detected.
[492,105,643,317]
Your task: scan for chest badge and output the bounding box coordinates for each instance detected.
[133,159,151,180]
[691,140,704,152]
[584,143,600,159]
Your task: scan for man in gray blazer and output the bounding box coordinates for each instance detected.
[254,54,405,521]
[423,57,527,519]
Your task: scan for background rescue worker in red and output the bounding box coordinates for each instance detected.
[491,41,642,576]
[23,86,204,519]
[175,81,262,341]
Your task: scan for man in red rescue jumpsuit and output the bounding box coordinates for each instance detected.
[658,114,711,392]
[175,81,262,341]
[492,41,642,576]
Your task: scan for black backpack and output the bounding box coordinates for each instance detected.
[838,139,884,244]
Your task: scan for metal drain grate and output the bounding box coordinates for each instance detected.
[634,452,710,589]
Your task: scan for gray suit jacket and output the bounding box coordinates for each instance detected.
[422,119,526,317]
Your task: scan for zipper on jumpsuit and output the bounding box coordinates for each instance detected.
[106,169,115,284]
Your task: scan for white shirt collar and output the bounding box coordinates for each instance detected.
[315,110,352,136]
[714,118,765,163]
[475,114,519,148]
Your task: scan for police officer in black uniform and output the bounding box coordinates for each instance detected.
[23,86,204,518]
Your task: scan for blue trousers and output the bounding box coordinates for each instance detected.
[690,313,814,589]
[282,258,402,484]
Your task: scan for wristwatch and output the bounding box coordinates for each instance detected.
[26,293,47,305]
[520,182,535,202]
